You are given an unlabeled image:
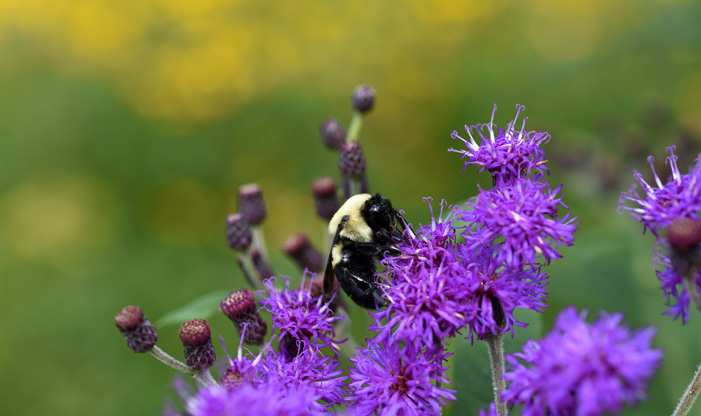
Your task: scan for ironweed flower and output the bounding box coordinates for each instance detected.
[258,349,346,413]
[186,383,325,416]
[348,338,455,416]
[450,104,550,183]
[652,238,701,323]
[619,146,701,237]
[458,244,548,341]
[461,176,578,268]
[258,274,345,358]
[503,307,663,416]
[372,198,468,345]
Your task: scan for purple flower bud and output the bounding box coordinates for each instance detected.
[311,177,340,220]
[237,184,267,225]
[339,141,367,178]
[226,213,252,251]
[283,233,324,273]
[115,306,158,353]
[220,289,268,346]
[667,218,701,251]
[351,85,375,113]
[179,319,215,370]
[319,119,346,149]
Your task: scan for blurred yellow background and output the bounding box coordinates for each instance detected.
[0,0,700,414]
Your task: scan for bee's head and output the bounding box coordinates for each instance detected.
[363,193,402,244]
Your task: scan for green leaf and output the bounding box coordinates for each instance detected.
[157,290,231,327]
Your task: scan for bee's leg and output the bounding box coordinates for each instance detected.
[335,264,387,309]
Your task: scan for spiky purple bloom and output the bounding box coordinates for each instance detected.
[652,239,701,323]
[461,176,578,267]
[619,146,701,237]
[348,338,455,416]
[258,274,345,356]
[258,349,346,413]
[458,244,548,340]
[450,104,550,183]
[186,383,325,416]
[503,307,663,416]
[372,199,468,346]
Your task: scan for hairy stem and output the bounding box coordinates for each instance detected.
[672,362,701,416]
[484,333,508,416]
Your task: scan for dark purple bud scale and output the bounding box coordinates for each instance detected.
[283,233,324,273]
[115,306,158,353]
[339,142,367,177]
[226,213,252,251]
[237,184,267,225]
[319,118,347,150]
[351,85,376,113]
[237,313,267,345]
[312,177,340,220]
[179,319,215,370]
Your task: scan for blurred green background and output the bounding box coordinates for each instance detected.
[1,0,701,414]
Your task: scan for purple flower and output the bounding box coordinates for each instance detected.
[503,307,663,416]
[461,176,578,267]
[619,146,701,237]
[258,274,345,357]
[458,244,548,341]
[186,383,324,416]
[258,349,346,412]
[652,240,701,324]
[348,338,455,416]
[372,198,468,345]
[450,104,550,183]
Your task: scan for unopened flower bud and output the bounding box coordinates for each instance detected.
[283,233,324,273]
[351,85,376,113]
[312,177,340,220]
[226,213,252,251]
[667,218,701,251]
[220,290,268,345]
[179,319,215,370]
[238,184,267,225]
[115,305,158,353]
[250,248,274,281]
[339,142,367,178]
[221,289,256,320]
[319,119,346,150]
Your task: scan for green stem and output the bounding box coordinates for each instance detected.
[484,333,508,416]
[346,111,363,143]
[251,226,269,264]
[672,362,701,416]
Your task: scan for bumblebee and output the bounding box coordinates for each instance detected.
[323,193,405,308]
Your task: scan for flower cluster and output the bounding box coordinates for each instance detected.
[619,146,701,322]
[115,95,673,416]
[372,106,576,348]
[503,307,663,416]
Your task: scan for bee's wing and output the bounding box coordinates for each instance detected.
[324,221,344,295]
